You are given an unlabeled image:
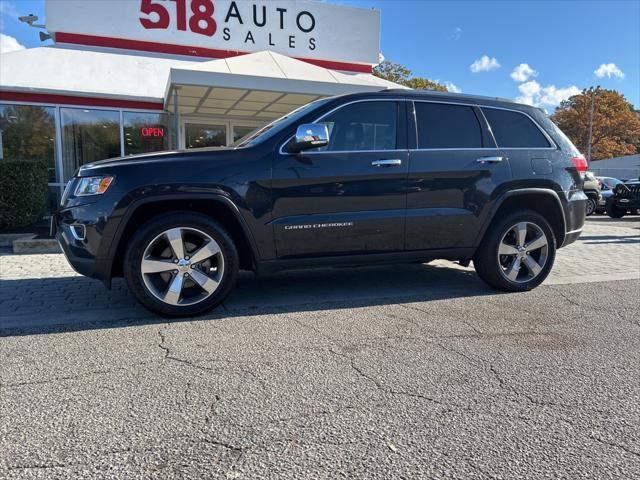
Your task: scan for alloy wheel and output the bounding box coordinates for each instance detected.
[497,222,549,283]
[140,227,225,306]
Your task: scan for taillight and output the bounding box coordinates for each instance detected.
[571,156,588,172]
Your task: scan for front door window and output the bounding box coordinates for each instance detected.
[184,123,226,149]
[317,101,398,152]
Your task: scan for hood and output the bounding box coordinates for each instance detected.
[78,145,239,176]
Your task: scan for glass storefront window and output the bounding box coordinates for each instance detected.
[123,111,169,156]
[185,123,226,148]
[0,104,57,182]
[61,108,120,181]
[232,125,257,143]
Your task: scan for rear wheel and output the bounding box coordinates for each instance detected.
[474,210,556,292]
[585,197,597,216]
[124,212,239,317]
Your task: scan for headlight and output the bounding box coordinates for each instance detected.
[74,176,114,196]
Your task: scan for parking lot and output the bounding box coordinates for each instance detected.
[1,216,639,479]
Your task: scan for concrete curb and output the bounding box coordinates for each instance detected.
[0,233,34,248]
[12,235,61,254]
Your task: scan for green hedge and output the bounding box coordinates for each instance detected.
[0,160,49,229]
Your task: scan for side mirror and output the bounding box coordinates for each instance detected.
[289,123,329,153]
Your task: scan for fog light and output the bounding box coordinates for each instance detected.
[70,224,86,241]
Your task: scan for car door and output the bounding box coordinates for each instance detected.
[271,99,409,258]
[405,100,512,250]
[480,106,559,186]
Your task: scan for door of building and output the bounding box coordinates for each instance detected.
[181,118,262,149]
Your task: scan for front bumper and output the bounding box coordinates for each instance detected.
[56,230,96,278]
[53,194,119,288]
[614,198,640,210]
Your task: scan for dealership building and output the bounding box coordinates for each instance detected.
[0,0,398,215]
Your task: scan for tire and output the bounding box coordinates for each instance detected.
[606,203,626,219]
[585,197,597,216]
[124,212,239,317]
[473,210,556,292]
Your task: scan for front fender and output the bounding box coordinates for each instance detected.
[97,192,261,286]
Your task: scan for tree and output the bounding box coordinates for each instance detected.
[373,61,447,92]
[404,77,448,92]
[551,87,640,161]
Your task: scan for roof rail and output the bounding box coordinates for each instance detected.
[379,88,516,104]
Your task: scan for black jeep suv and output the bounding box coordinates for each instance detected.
[606,180,640,218]
[55,90,587,317]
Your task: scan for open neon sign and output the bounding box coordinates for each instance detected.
[140,127,165,137]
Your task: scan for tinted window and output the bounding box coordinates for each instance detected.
[415,102,482,149]
[482,108,551,148]
[319,101,397,151]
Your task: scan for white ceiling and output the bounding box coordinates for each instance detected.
[169,86,322,120]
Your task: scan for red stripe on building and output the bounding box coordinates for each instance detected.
[0,91,164,110]
[54,32,373,74]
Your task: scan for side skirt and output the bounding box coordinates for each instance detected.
[255,248,475,276]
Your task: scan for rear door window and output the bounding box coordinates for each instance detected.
[482,108,551,148]
[414,102,483,149]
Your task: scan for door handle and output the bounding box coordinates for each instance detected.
[476,156,506,164]
[372,159,402,167]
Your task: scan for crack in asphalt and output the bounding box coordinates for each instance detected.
[0,362,152,389]
[589,434,640,459]
[328,347,443,405]
[433,340,611,415]
[293,316,444,405]
[157,327,267,394]
[294,308,605,416]
[550,286,583,307]
[199,437,244,455]
[204,394,221,425]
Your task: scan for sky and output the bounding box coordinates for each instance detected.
[1,0,638,109]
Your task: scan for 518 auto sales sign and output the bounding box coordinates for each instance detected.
[45,0,380,71]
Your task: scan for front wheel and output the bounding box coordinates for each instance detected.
[473,210,556,292]
[124,212,239,317]
[606,203,626,219]
[585,197,597,216]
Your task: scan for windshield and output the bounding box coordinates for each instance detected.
[231,97,333,148]
[602,177,623,189]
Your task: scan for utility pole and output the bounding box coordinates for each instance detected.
[586,87,598,164]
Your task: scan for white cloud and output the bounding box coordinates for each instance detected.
[443,81,462,93]
[539,85,581,106]
[0,33,25,54]
[470,55,501,73]
[594,63,625,79]
[516,80,580,107]
[510,63,538,82]
[516,80,541,105]
[448,27,462,41]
